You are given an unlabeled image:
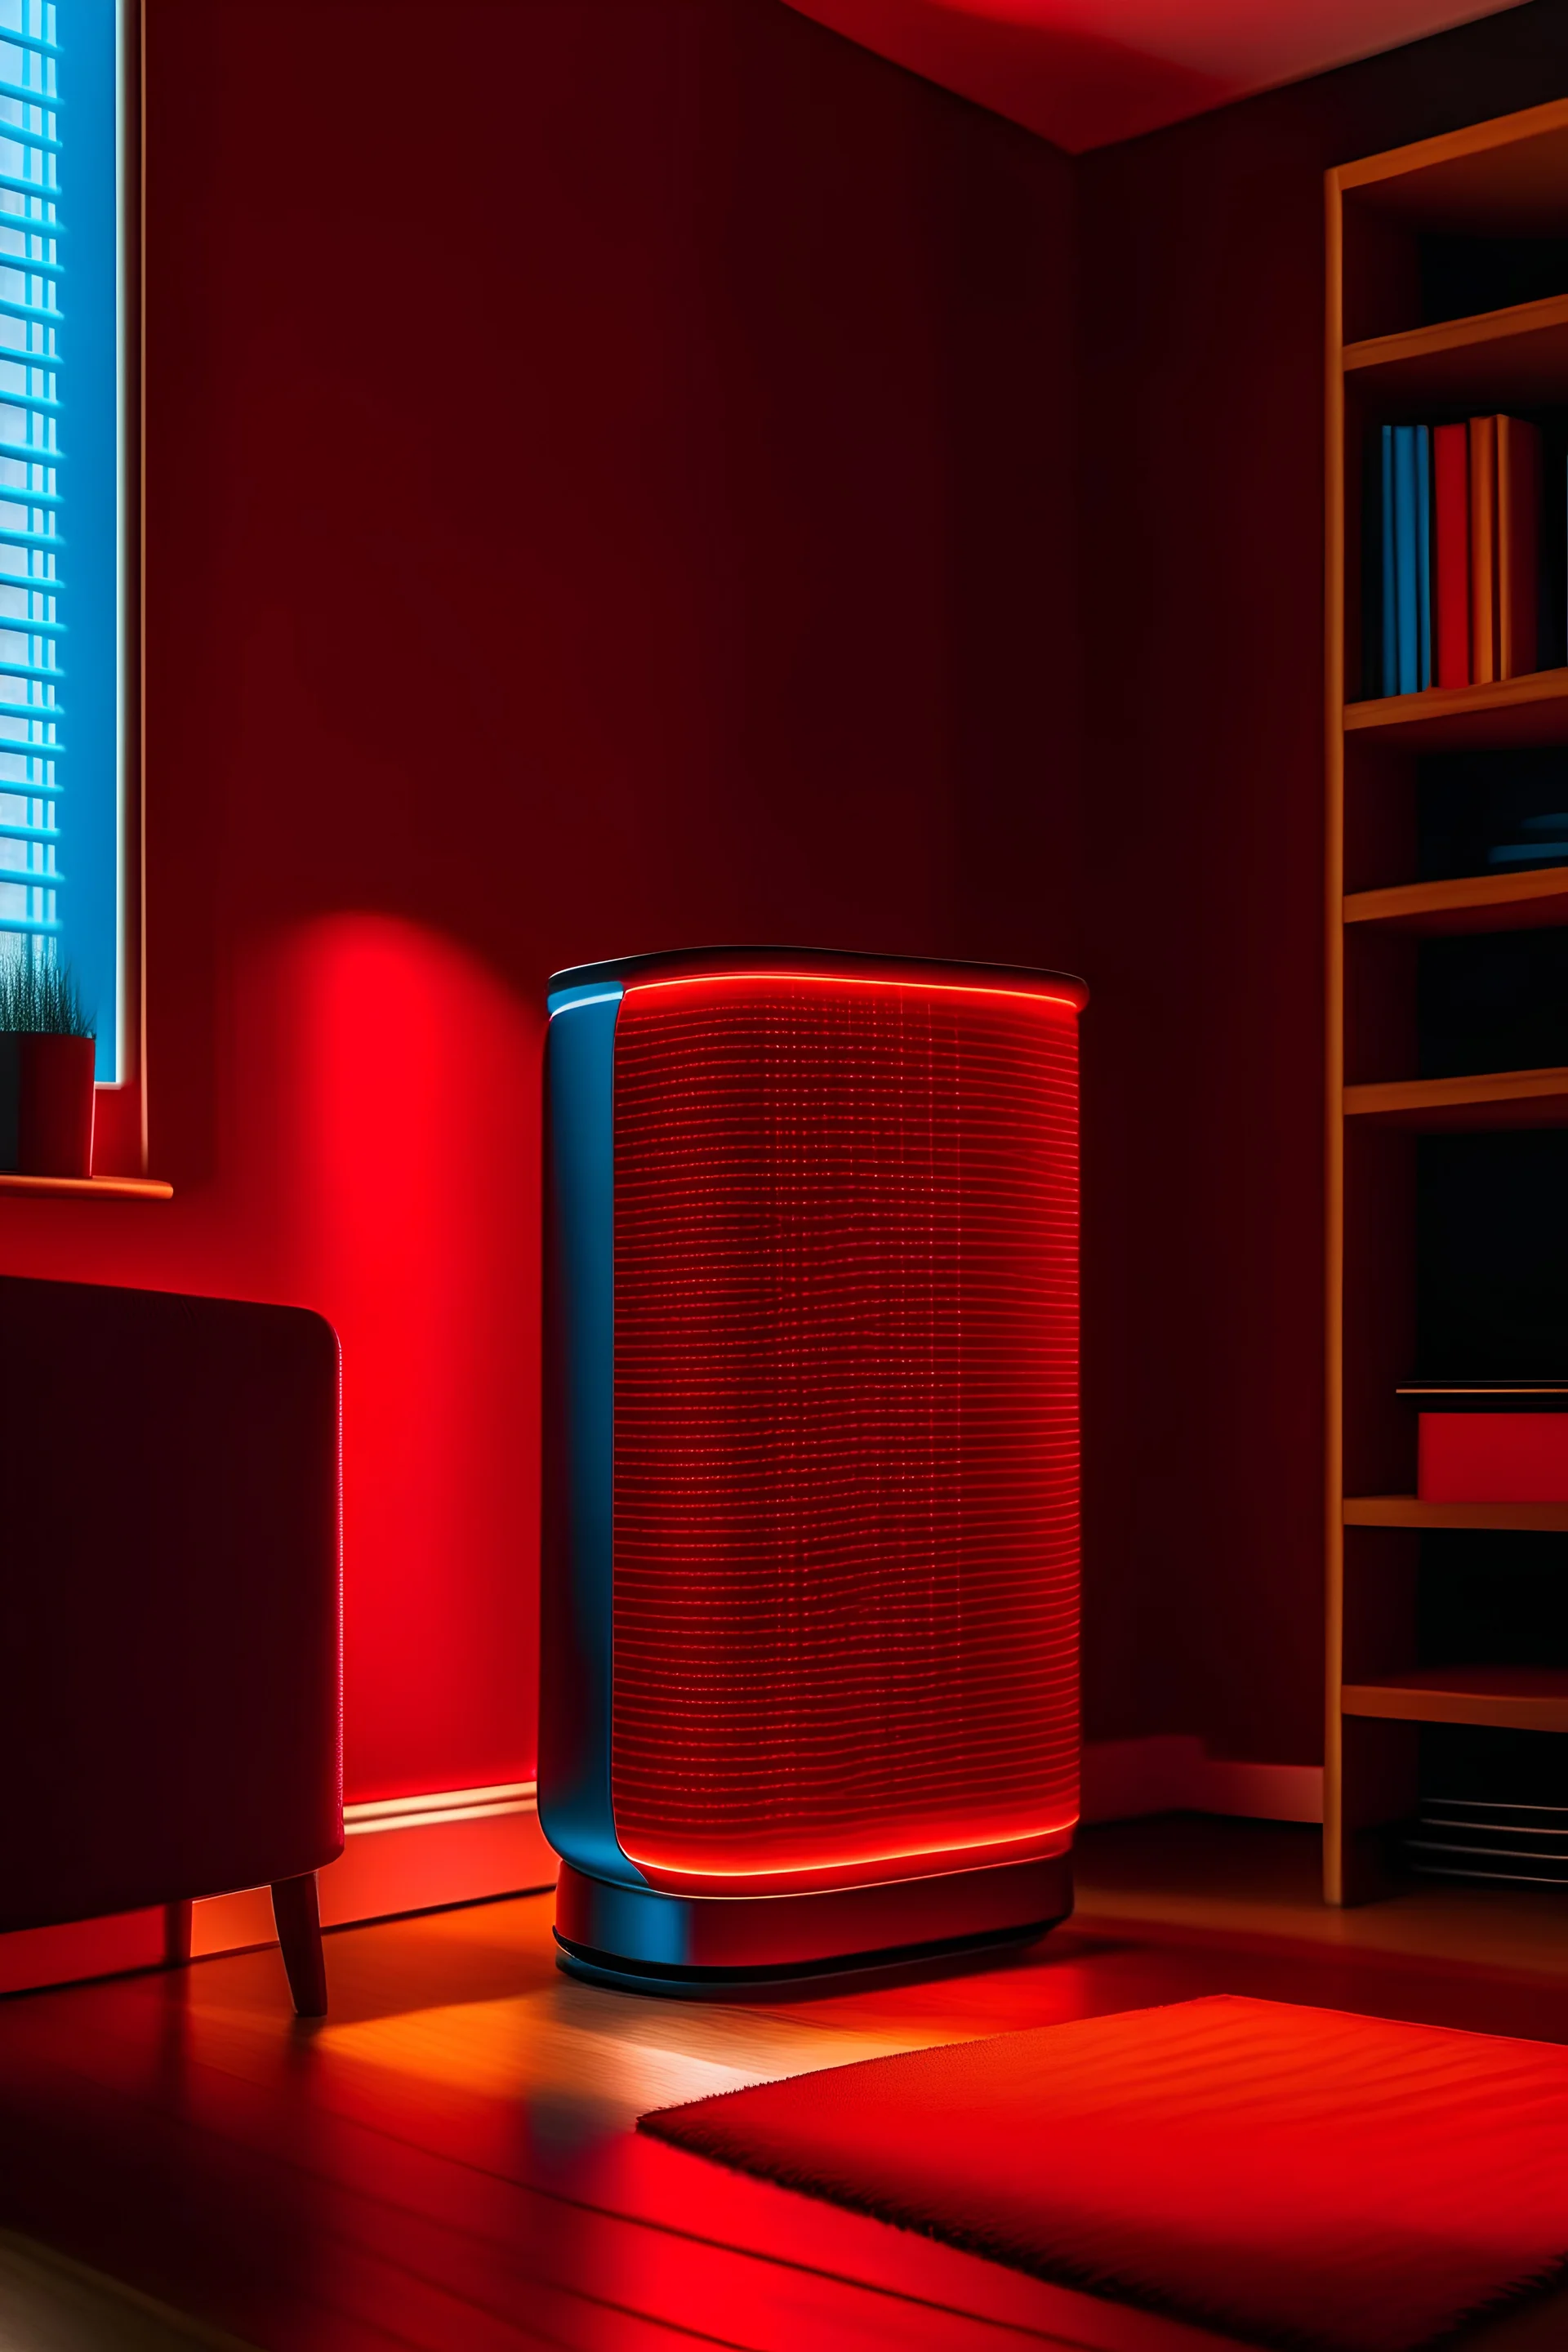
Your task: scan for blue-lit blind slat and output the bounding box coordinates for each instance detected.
[0,0,65,961]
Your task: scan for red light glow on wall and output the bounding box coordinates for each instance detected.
[610,971,1080,1896]
[278,915,539,1804]
[780,0,1525,154]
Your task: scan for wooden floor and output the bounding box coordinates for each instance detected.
[2,1818,1567,2352]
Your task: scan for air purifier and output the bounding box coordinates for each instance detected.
[541,947,1086,1991]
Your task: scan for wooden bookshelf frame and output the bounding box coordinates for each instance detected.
[1344,868,1568,932]
[1325,97,1568,1906]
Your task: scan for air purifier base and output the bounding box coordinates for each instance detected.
[552,1851,1072,1998]
[555,1917,1062,1998]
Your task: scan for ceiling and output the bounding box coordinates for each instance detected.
[780,0,1535,152]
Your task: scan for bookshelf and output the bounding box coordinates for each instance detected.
[1326,99,1568,1905]
[1343,1068,1568,1127]
[1346,1497,1568,1532]
[1343,667,1568,747]
[1344,868,1568,933]
[1343,1666,1568,1734]
[1344,291,1568,405]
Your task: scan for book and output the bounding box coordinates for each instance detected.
[1419,1411,1568,1502]
[1469,412,1497,684]
[1416,422,1432,689]
[1381,424,1396,697]
[1376,415,1546,697]
[1394,424,1420,694]
[1497,413,1542,679]
[1433,421,1469,688]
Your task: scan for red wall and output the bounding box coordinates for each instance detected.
[4,0,1560,1812]
[1076,0,1568,1764]
[0,0,1080,1805]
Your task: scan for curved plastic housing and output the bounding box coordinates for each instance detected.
[540,947,1085,1918]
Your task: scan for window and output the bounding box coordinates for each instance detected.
[0,0,123,1082]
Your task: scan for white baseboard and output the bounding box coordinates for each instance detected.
[191,1780,557,1957]
[1083,1736,1323,1825]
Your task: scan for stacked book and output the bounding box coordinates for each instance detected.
[1405,1383,1568,1501]
[1408,1795,1568,1886]
[1379,416,1542,697]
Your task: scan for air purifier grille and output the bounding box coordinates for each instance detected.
[609,969,1080,1894]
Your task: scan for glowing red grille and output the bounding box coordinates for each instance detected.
[610,973,1080,1894]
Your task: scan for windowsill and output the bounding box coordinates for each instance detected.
[0,1172,172,1200]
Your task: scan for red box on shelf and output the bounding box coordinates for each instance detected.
[1419,1413,1568,1503]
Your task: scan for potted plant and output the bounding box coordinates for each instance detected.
[0,942,96,1178]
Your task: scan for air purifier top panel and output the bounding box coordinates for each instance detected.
[541,949,1084,1901]
[549,943,1088,1010]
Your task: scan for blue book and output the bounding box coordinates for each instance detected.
[1415,423,1432,690]
[1395,424,1419,696]
[1382,425,1396,697]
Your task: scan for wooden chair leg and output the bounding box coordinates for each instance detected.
[270,1872,327,2016]
[163,1900,193,1967]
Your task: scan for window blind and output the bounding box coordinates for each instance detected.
[0,0,118,1078]
[0,1,63,960]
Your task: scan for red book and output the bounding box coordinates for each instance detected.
[1469,414,1497,684]
[1497,413,1542,679]
[1419,1412,1568,1502]
[1432,423,1470,688]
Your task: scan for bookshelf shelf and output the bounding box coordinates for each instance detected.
[1343,289,1568,407]
[0,1173,172,1202]
[1344,1495,1568,1532]
[1326,96,1568,1909]
[1344,670,1568,751]
[1343,869,1568,934]
[1343,1067,1568,1128]
[1343,1669,1568,1736]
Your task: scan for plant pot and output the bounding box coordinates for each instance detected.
[0,1032,96,1176]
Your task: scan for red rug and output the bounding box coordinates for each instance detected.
[639,1996,1568,2351]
